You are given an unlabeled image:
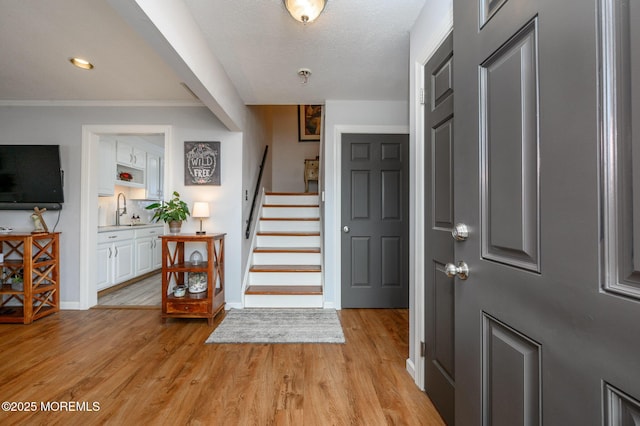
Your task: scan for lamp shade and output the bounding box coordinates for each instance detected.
[192,202,210,218]
[284,0,326,23]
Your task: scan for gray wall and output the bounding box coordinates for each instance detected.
[0,105,256,308]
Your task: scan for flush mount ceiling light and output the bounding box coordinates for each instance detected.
[69,57,94,70]
[283,0,326,23]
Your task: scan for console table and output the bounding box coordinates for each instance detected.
[159,233,225,325]
[0,232,60,324]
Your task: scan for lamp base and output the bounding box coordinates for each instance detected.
[196,218,206,235]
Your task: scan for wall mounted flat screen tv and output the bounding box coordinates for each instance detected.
[0,145,64,210]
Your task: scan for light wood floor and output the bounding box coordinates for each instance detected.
[0,308,444,425]
[98,272,161,307]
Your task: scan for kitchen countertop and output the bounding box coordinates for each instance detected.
[98,223,164,233]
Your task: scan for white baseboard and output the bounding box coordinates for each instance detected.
[225,302,243,310]
[406,358,416,380]
[60,301,82,310]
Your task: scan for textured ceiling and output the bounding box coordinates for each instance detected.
[0,0,193,102]
[0,0,426,105]
[184,0,427,104]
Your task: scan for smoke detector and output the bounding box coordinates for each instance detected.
[298,68,312,84]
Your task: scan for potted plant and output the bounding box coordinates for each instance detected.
[146,191,190,233]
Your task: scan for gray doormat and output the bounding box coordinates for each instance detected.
[205,308,345,344]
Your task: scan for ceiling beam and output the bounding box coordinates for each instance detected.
[107,0,246,132]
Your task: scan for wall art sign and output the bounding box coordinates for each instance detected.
[184,141,220,185]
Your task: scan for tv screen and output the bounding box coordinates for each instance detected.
[0,145,64,210]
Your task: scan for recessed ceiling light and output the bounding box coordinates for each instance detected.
[69,57,94,70]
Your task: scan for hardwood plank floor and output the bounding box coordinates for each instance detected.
[98,272,161,307]
[0,309,444,425]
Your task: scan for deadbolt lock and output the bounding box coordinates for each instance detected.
[452,223,469,241]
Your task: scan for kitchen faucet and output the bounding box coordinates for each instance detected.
[116,192,127,226]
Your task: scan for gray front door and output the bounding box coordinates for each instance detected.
[454,0,640,424]
[341,133,409,308]
[423,33,455,426]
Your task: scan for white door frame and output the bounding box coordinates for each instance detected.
[79,124,172,309]
[412,27,455,390]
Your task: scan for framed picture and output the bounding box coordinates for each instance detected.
[184,141,220,185]
[298,105,322,142]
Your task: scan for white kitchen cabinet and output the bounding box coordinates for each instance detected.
[152,233,162,269]
[116,140,146,169]
[98,138,116,196]
[146,151,163,200]
[97,230,135,290]
[113,239,135,283]
[96,242,111,291]
[134,226,163,276]
[135,237,153,276]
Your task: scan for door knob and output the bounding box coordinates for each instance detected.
[452,223,469,241]
[343,226,350,233]
[444,261,469,280]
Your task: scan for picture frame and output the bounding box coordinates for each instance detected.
[298,105,322,142]
[184,141,220,185]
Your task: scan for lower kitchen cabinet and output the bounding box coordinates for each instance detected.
[97,230,135,291]
[135,227,163,276]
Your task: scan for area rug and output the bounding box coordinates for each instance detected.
[205,308,345,344]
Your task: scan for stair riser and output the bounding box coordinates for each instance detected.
[260,220,320,233]
[262,206,319,218]
[249,272,322,285]
[265,195,319,205]
[253,252,321,265]
[244,294,323,308]
[256,235,321,247]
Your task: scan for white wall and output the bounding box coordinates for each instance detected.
[0,105,249,309]
[271,105,320,193]
[408,0,453,387]
[322,100,409,309]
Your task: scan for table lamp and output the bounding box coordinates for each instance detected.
[192,202,210,235]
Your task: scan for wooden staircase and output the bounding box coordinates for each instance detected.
[245,192,323,308]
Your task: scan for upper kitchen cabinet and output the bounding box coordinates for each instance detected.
[116,140,146,169]
[146,149,163,200]
[98,134,164,199]
[98,138,116,196]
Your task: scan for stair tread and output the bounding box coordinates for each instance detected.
[257,232,320,236]
[245,285,323,295]
[254,247,320,253]
[263,204,320,208]
[266,192,319,196]
[260,217,319,221]
[250,265,321,272]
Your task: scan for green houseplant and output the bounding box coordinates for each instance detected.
[146,191,190,233]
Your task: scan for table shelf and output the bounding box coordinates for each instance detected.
[0,233,60,324]
[160,233,225,325]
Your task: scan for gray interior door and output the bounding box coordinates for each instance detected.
[423,33,455,426]
[341,133,409,308]
[454,0,640,424]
